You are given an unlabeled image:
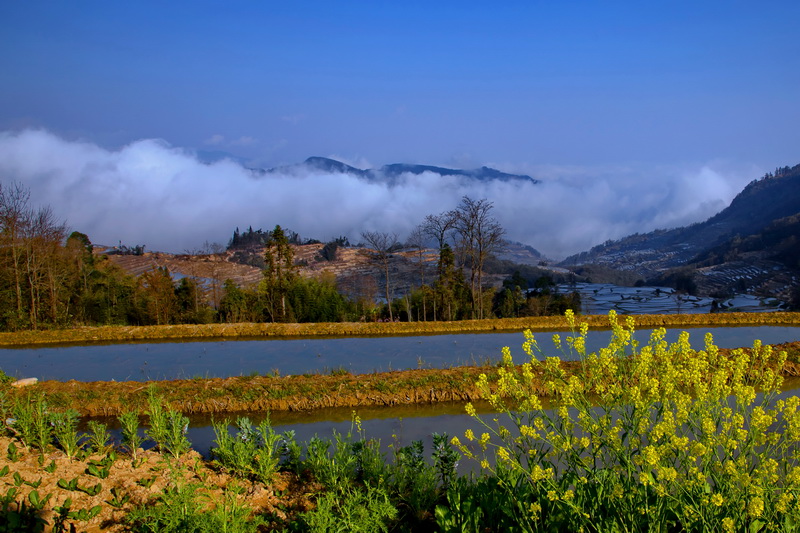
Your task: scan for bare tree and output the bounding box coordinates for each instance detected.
[406,225,430,321]
[0,183,68,329]
[453,196,506,319]
[422,212,457,269]
[360,231,400,321]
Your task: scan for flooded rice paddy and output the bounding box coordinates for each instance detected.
[561,282,786,315]
[2,325,800,382]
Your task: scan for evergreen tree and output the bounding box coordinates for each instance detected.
[262,225,297,322]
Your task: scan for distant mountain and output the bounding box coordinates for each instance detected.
[378,162,538,184]
[257,156,539,184]
[302,156,370,177]
[561,163,800,301]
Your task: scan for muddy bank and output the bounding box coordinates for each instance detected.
[2,312,800,347]
[8,342,800,418]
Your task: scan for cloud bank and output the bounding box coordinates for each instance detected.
[0,129,756,259]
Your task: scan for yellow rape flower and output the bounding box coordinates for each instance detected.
[465,402,477,417]
[721,517,735,533]
[747,497,764,518]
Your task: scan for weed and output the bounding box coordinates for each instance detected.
[0,491,48,532]
[0,369,14,385]
[6,441,18,462]
[137,476,156,489]
[328,366,351,376]
[210,416,281,484]
[299,484,397,532]
[107,487,131,509]
[431,432,459,491]
[50,409,82,458]
[162,409,191,458]
[278,430,303,474]
[145,388,190,458]
[85,420,111,453]
[118,410,144,459]
[391,439,438,524]
[126,483,264,532]
[11,392,51,451]
[26,489,51,511]
[144,388,167,450]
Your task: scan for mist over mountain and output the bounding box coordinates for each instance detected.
[0,129,754,259]
[262,156,539,185]
[563,163,800,300]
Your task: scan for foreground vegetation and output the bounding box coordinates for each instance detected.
[1,313,800,531]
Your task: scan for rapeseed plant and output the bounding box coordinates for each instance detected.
[460,311,800,532]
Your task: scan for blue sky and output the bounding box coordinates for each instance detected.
[0,2,798,256]
[3,1,798,168]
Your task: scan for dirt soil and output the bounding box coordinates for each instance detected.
[0,435,318,532]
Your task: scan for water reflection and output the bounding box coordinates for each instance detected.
[82,373,800,480]
[1,326,798,382]
[170,378,800,458]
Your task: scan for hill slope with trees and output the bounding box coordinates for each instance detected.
[562,163,800,301]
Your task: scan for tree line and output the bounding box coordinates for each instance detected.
[0,183,579,330]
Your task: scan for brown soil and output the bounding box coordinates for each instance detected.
[0,435,318,532]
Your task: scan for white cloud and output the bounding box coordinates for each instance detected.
[0,129,758,259]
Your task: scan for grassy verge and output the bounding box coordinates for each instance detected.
[1,312,800,347]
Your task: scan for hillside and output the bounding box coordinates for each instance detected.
[103,243,440,304]
[103,239,559,307]
[561,164,800,301]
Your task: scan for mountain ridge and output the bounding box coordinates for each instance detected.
[561,163,800,301]
[258,156,539,184]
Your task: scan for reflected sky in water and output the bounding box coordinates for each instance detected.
[1,325,799,382]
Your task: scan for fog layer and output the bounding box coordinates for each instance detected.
[0,130,755,259]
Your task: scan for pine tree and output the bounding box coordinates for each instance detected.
[262,225,297,322]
